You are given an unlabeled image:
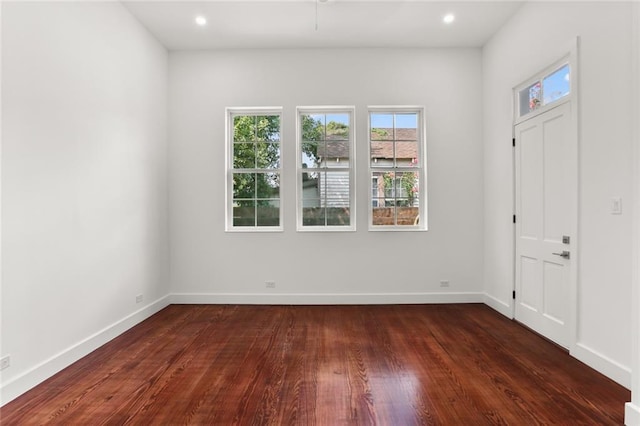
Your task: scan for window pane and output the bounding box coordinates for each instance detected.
[233,115,256,142]
[324,141,349,165]
[380,171,395,198]
[257,201,279,227]
[326,114,350,140]
[372,203,393,226]
[233,173,255,199]
[395,113,418,130]
[370,113,394,140]
[395,142,419,168]
[543,64,570,105]
[371,127,393,141]
[519,81,541,116]
[256,172,280,199]
[323,172,349,204]
[301,171,319,200]
[233,201,255,227]
[255,142,280,169]
[395,128,417,142]
[315,141,328,166]
[301,114,325,141]
[255,116,280,141]
[302,207,325,226]
[396,203,419,226]
[233,143,255,169]
[326,206,350,226]
[371,141,393,167]
[302,142,321,168]
[396,171,419,205]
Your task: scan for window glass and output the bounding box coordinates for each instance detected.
[228,111,282,230]
[543,64,570,105]
[519,63,571,118]
[298,109,354,230]
[369,109,424,229]
[519,81,541,116]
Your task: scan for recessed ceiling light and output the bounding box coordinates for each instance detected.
[443,14,455,24]
[195,16,207,26]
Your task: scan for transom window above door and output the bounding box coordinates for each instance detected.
[518,63,571,118]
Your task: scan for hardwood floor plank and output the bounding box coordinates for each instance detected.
[0,304,629,425]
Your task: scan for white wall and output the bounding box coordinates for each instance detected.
[0,2,170,404]
[169,48,484,304]
[483,2,634,388]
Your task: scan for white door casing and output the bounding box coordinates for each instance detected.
[514,101,575,349]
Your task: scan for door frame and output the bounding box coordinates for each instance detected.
[512,39,580,352]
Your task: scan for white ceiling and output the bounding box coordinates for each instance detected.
[121,1,524,50]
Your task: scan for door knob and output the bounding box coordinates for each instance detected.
[552,251,570,259]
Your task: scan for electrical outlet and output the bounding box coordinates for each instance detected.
[0,355,10,371]
[611,197,622,215]
[265,281,276,289]
[440,280,450,288]
[136,294,143,304]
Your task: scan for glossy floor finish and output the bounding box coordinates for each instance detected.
[1,304,629,425]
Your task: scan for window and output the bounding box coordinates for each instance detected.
[297,107,355,231]
[518,63,571,117]
[226,108,282,231]
[369,108,426,230]
[542,64,570,105]
[519,81,542,115]
[371,177,379,207]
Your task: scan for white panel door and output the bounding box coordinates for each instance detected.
[515,102,574,349]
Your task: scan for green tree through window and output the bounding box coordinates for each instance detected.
[230,112,282,228]
[298,109,354,229]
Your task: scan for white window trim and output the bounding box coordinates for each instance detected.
[296,106,356,232]
[225,106,284,232]
[367,106,428,232]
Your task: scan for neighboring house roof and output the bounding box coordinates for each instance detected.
[372,128,417,141]
[315,128,418,160]
[316,140,349,158]
[371,128,418,160]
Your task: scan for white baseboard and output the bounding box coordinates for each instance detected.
[571,342,631,389]
[0,295,171,406]
[170,292,485,305]
[484,294,634,393]
[483,293,512,318]
[626,402,640,426]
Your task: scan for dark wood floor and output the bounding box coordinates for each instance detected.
[1,304,630,425]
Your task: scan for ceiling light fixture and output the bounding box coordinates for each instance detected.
[443,14,455,24]
[195,16,207,26]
